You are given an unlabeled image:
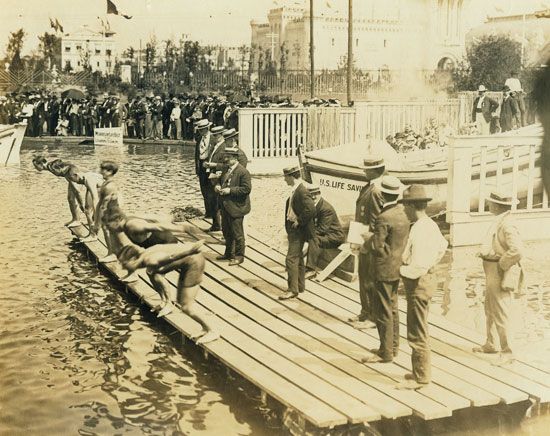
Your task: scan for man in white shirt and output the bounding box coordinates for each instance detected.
[398,185,448,388]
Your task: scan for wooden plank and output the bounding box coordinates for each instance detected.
[67,226,348,428]
[527,145,536,209]
[512,146,520,211]
[206,224,540,403]
[479,146,488,212]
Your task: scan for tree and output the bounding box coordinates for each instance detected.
[453,35,522,91]
[144,35,157,72]
[122,46,135,62]
[5,28,26,73]
[279,41,289,73]
[38,32,61,70]
[182,40,200,73]
[163,38,177,75]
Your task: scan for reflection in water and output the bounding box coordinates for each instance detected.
[1,141,549,435]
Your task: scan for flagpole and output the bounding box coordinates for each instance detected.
[309,0,314,99]
[347,0,353,105]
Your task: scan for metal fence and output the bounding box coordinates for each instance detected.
[0,69,93,91]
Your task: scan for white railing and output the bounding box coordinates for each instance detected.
[446,129,550,246]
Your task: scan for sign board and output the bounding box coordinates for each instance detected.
[94,127,123,146]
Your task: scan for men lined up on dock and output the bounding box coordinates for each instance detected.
[277,156,525,389]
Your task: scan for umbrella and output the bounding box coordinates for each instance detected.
[61,88,86,100]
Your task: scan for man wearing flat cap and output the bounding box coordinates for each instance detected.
[474,190,524,359]
[362,175,409,364]
[280,166,316,300]
[305,185,346,278]
[215,147,252,266]
[349,156,386,328]
[397,185,448,389]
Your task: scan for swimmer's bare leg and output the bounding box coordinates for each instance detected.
[98,226,118,262]
[148,269,173,317]
[65,185,81,227]
[80,192,98,242]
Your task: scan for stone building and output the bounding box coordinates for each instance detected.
[250,0,477,71]
[61,26,117,74]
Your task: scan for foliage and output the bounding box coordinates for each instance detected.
[144,35,157,72]
[5,28,26,72]
[37,32,61,70]
[452,35,522,91]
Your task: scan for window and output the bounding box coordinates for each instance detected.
[356,38,359,47]
[95,49,101,54]
[384,39,387,48]
[106,61,112,67]
[76,45,82,50]
[77,61,80,66]
[65,46,71,52]
[331,38,335,46]
[106,49,112,56]
[97,62,100,67]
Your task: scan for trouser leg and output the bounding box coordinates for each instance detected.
[306,237,321,270]
[483,260,501,350]
[232,216,245,258]
[286,232,305,294]
[221,208,235,258]
[374,280,399,361]
[358,252,374,320]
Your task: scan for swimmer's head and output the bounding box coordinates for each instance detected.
[105,208,127,232]
[100,160,119,177]
[48,159,70,177]
[66,164,80,183]
[118,244,144,272]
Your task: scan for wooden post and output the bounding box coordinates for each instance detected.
[347,0,353,106]
[238,108,255,159]
[309,0,315,98]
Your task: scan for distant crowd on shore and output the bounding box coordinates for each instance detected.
[0,90,342,140]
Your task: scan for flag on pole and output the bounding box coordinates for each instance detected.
[107,0,132,19]
[55,18,64,33]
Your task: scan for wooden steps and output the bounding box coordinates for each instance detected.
[67,220,550,433]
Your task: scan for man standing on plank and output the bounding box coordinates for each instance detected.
[279,166,316,300]
[397,185,448,389]
[349,157,386,329]
[362,176,409,364]
[66,165,104,242]
[215,147,252,266]
[304,185,346,278]
[93,161,122,263]
[194,119,213,218]
[474,191,525,359]
[118,240,220,344]
[203,125,226,232]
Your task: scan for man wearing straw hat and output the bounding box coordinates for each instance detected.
[222,128,248,168]
[472,85,498,136]
[362,175,409,363]
[474,191,525,358]
[397,185,448,388]
[348,156,386,329]
[279,166,316,300]
[203,125,226,232]
[194,119,212,218]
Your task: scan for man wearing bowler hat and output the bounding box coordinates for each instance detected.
[215,147,252,266]
[362,175,409,363]
[222,128,248,168]
[398,185,448,388]
[349,156,386,329]
[472,85,498,135]
[280,166,316,300]
[474,191,524,359]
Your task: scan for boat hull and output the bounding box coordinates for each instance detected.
[0,122,27,166]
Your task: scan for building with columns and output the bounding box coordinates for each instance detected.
[61,26,117,74]
[250,0,478,71]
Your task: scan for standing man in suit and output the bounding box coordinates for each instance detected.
[49,95,60,136]
[215,147,252,266]
[472,85,499,135]
[349,157,386,329]
[203,126,226,231]
[362,176,410,363]
[279,166,316,300]
[500,86,520,132]
[305,185,346,277]
[195,119,212,218]
[398,185,448,389]
[474,191,524,358]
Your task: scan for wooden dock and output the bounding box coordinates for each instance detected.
[68,220,550,434]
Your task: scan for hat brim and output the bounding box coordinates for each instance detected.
[379,187,401,195]
[360,163,385,169]
[399,197,432,203]
[224,133,239,139]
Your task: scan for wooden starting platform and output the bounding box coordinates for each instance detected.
[68,221,550,435]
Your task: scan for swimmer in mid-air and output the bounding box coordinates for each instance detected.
[118,240,220,344]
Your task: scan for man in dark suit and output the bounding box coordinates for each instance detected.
[222,129,248,168]
[472,85,499,135]
[305,185,346,277]
[280,166,316,300]
[362,176,410,363]
[500,86,520,132]
[203,125,226,231]
[349,156,386,328]
[48,95,60,136]
[215,147,252,266]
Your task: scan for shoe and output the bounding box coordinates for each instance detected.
[66,220,81,228]
[304,269,317,280]
[229,257,244,266]
[472,345,498,354]
[353,319,377,330]
[98,254,117,263]
[278,291,298,300]
[348,314,369,323]
[404,373,415,381]
[361,354,392,363]
[207,226,221,232]
[196,331,220,344]
[216,255,233,261]
[396,379,427,390]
